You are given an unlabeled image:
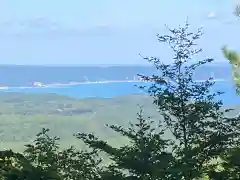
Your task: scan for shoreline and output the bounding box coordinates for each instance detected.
[0,80,144,90]
[0,78,228,90]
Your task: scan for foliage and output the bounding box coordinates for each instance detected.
[234,4,240,17]
[77,108,176,180]
[222,45,240,94]
[205,147,240,180]
[0,128,102,180]
[76,21,240,180]
[1,21,240,180]
[137,20,240,179]
[139,21,240,179]
[137,21,240,179]
[221,4,240,95]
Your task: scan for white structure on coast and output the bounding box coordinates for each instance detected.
[33,82,44,87]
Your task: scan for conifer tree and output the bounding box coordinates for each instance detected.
[77,21,240,180]
[1,128,102,180]
[137,21,240,179]
[222,45,240,94]
[221,4,240,94]
[77,109,175,180]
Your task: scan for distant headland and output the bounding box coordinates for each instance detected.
[32,80,144,88]
[0,78,228,90]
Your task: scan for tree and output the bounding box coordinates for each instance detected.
[221,45,240,94]
[77,21,240,180]
[1,128,103,180]
[210,147,240,180]
[77,108,176,180]
[221,4,240,94]
[234,4,240,17]
[2,21,239,180]
[137,21,240,179]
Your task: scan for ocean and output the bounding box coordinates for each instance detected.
[0,80,240,106]
[0,64,232,87]
[0,64,239,105]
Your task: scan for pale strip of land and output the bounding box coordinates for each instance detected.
[0,78,228,90]
[40,78,228,88]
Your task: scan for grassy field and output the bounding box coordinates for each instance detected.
[0,92,160,151]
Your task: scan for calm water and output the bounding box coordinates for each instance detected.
[0,65,238,105]
[0,81,240,105]
[0,64,232,87]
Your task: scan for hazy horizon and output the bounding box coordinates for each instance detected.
[0,60,230,67]
[0,0,239,65]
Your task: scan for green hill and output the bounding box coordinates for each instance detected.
[0,92,238,152]
[0,92,158,151]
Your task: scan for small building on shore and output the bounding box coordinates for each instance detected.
[33,82,43,87]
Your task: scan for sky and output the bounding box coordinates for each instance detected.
[0,0,239,65]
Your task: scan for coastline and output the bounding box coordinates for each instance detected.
[0,80,143,90]
[0,78,228,90]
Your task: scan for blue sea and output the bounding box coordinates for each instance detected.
[0,81,240,106]
[0,64,232,86]
[0,65,239,106]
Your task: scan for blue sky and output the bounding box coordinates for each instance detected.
[0,0,238,65]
